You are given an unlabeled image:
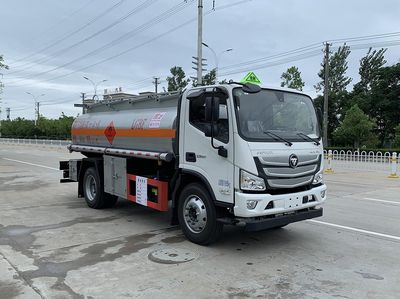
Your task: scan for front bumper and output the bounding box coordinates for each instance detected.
[241,208,323,231]
[234,184,327,217]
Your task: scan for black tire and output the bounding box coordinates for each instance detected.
[82,167,118,209]
[178,183,223,245]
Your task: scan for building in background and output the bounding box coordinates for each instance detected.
[103,87,137,101]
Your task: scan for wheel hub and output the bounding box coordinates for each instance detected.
[85,174,97,202]
[183,195,207,233]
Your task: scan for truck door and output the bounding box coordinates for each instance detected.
[180,90,235,204]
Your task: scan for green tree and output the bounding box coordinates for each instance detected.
[367,63,400,145]
[333,104,375,148]
[354,48,387,94]
[315,44,352,94]
[314,44,352,142]
[55,113,75,138]
[0,117,38,138]
[280,66,305,91]
[166,66,190,91]
[202,68,216,86]
[393,124,400,148]
[191,69,217,87]
[0,113,75,139]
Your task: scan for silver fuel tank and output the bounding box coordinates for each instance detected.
[71,93,180,156]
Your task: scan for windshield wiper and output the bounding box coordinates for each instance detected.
[264,131,292,146]
[297,132,320,145]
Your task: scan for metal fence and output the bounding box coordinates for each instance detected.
[323,149,399,177]
[0,138,70,148]
[1,138,398,177]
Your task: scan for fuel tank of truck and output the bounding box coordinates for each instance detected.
[71,93,180,154]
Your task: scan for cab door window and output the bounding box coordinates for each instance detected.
[189,94,229,143]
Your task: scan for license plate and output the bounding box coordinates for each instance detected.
[284,196,302,209]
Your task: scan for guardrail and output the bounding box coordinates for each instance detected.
[323,149,399,178]
[0,138,70,148]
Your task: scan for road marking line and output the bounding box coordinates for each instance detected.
[363,197,400,205]
[325,180,374,187]
[308,220,400,241]
[2,158,58,171]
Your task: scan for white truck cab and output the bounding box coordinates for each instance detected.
[179,84,326,233]
[61,83,326,245]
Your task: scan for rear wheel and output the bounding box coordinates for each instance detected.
[178,183,223,245]
[83,167,118,209]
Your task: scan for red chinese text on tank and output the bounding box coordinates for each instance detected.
[104,121,116,145]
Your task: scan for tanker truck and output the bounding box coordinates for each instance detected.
[60,82,327,245]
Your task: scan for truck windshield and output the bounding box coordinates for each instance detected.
[233,88,320,142]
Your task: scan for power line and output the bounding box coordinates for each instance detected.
[6,1,195,85]
[7,0,158,75]
[219,50,322,77]
[4,0,254,89]
[10,1,399,93]
[8,0,126,68]
[334,39,400,50]
[123,32,400,90]
[218,37,400,77]
[6,0,96,64]
[78,35,400,92]
[328,31,400,44]
[5,0,252,87]
[219,43,322,71]
[133,36,400,86]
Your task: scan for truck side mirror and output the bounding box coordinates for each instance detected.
[204,124,219,137]
[205,96,219,122]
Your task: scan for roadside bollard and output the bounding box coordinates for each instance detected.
[388,152,399,178]
[324,149,334,174]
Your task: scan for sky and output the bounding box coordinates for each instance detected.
[0,0,399,120]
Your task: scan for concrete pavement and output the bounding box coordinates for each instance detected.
[0,144,399,298]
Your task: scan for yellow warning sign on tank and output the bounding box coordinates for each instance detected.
[240,72,262,85]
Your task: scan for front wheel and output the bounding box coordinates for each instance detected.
[178,183,223,245]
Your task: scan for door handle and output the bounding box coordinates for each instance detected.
[185,152,196,162]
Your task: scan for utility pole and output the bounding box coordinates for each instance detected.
[6,107,10,120]
[34,102,37,126]
[323,42,331,147]
[81,92,86,114]
[26,92,45,126]
[36,102,40,125]
[196,0,203,85]
[152,77,160,94]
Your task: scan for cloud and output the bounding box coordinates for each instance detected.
[0,0,399,119]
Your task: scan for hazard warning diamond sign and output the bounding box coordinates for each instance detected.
[104,121,116,145]
[240,71,262,85]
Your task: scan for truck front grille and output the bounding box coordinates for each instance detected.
[257,153,321,189]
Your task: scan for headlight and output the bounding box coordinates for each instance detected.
[240,170,266,191]
[313,172,323,185]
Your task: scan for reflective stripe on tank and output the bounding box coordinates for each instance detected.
[71,128,176,138]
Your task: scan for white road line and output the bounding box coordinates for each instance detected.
[325,180,374,187]
[363,197,400,205]
[308,220,400,241]
[2,158,58,171]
